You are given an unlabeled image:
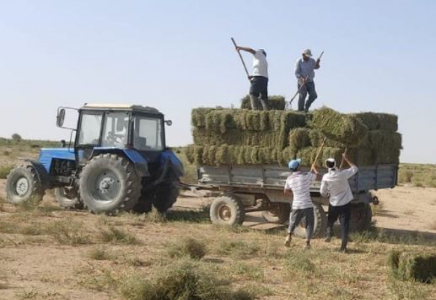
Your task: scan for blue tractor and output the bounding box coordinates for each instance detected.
[5,104,184,214]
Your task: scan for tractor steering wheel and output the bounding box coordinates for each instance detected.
[106,132,124,144]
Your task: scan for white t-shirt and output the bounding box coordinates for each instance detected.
[320,166,358,207]
[252,50,268,78]
[284,171,316,210]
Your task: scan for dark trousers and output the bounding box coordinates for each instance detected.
[288,207,314,240]
[298,81,317,111]
[326,203,351,249]
[249,76,269,110]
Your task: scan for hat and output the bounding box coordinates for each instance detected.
[288,158,302,170]
[302,49,312,57]
[325,158,336,168]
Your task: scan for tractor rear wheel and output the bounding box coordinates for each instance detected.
[79,154,141,214]
[6,165,45,205]
[54,187,83,209]
[152,183,180,213]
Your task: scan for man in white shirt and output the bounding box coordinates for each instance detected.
[236,45,270,110]
[284,158,321,249]
[320,153,358,253]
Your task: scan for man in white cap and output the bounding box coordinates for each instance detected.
[295,49,321,112]
[320,152,358,253]
[284,158,321,249]
[235,45,270,110]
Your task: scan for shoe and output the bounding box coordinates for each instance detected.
[284,235,292,247]
[325,236,332,243]
[339,247,348,253]
[304,242,311,250]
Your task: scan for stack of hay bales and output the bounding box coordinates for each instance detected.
[388,250,436,283]
[186,106,401,167]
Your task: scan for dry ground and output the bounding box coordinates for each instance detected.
[0,178,435,300]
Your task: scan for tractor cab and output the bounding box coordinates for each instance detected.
[71,104,170,164]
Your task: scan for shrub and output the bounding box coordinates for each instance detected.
[11,133,22,142]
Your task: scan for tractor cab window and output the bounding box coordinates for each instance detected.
[102,112,129,147]
[78,113,103,145]
[133,116,164,151]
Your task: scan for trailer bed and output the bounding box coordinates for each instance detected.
[198,164,398,193]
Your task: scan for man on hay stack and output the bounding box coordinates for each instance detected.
[235,45,270,111]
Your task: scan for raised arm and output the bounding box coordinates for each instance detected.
[341,152,358,179]
[236,46,256,55]
[311,163,322,181]
[315,58,321,69]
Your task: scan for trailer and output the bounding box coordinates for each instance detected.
[193,164,398,238]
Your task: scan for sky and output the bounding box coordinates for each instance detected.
[0,0,435,164]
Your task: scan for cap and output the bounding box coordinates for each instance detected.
[302,49,312,57]
[288,158,302,170]
[325,158,336,168]
[259,49,267,57]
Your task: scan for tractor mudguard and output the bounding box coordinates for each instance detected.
[161,150,184,178]
[24,159,52,189]
[91,148,150,177]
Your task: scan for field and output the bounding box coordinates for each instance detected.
[0,139,435,300]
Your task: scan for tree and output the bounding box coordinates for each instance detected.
[11,133,22,142]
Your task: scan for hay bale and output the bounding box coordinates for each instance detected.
[310,107,368,146]
[193,128,286,148]
[192,108,307,133]
[377,113,398,131]
[353,112,398,131]
[289,128,311,151]
[389,250,436,283]
[241,95,286,110]
[307,129,346,148]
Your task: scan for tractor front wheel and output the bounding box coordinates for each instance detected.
[79,154,141,214]
[54,187,83,209]
[6,165,45,205]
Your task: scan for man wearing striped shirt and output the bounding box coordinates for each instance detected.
[284,158,320,249]
[320,153,358,253]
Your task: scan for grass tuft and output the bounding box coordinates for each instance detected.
[214,240,260,259]
[167,237,207,260]
[0,165,13,179]
[118,259,254,300]
[88,247,112,261]
[99,226,140,245]
[46,219,92,245]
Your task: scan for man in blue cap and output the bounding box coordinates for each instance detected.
[284,158,321,249]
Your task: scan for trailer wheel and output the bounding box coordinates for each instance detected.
[262,203,291,224]
[210,196,245,226]
[79,154,141,214]
[6,165,45,205]
[350,203,372,232]
[293,203,327,239]
[54,187,83,209]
